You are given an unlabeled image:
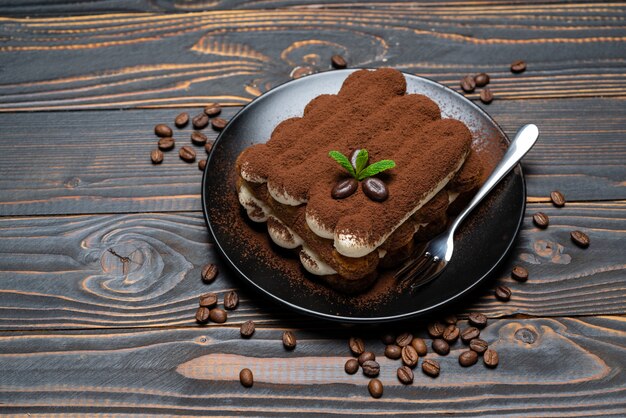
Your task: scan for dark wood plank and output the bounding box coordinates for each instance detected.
[0,202,623,330]
[1,4,625,111]
[0,98,624,216]
[0,316,624,415]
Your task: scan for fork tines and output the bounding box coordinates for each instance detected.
[395,251,440,288]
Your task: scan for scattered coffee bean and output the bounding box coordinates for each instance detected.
[150,149,163,164]
[179,146,196,163]
[480,88,494,104]
[331,54,348,69]
[385,344,402,360]
[358,351,376,366]
[422,359,440,377]
[192,113,209,129]
[195,306,210,324]
[331,178,358,199]
[395,332,413,347]
[427,321,445,338]
[349,148,365,169]
[211,117,228,131]
[432,339,450,355]
[158,137,175,151]
[349,337,365,356]
[174,112,189,128]
[461,327,481,344]
[240,320,255,338]
[291,66,313,79]
[223,290,239,310]
[550,190,566,207]
[402,345,419,367]
[469,338,489,354]
[210,308,227,323]
[511,60,527,73]
[344,358,359,375]
[571,230,590,248]
[381,333,396,345]
[191,131,208,145]
[533,212,549,228]
[362,360,380,377]
[442,325,460,344]
[411,338,428,356]
[362,177,388,202]
[460,75,476,93]
[397,365,414,385]
[154,124,172,137]
[511,265,529,282]
[204,103,222,117]
[368,378,383,398]
[205,141,214,154]
[199,292,218,308]
[201,263,218,283]
[459,350,479,367]
[484,348,499,368]
[495,285,512,302]
[239,368,253,387]
[443,314,457,325]
[468,312,488,328]
[198,159,207,171]
[474,73,490,87]
[283,331,297,350]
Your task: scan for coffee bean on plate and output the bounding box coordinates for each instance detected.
[211,117,228,131]
[432,339,450,355]
[158,137,175,151]
[468,312,488,328]
[192,113,209,129]
[427,321,445,338]
[210,308,227,323]
[511,60,527,73]
[195,306,210,324]
[154,124,172,137]
[240,368,253,387]
[283,331,297,350]
[460,75,476,93]
[201,263,218,283]
[442,325,460,344]
[474,73,490,87]
[461,327,480,343]
[240,320,255,338]
[469,338,489,354]
[422,359,440,377]
[381,333,395,345]
[397,365,414,385]
[358,351,375,366]
[495,285,512,302]
[331,54,348,69]
[533,212,549,228]
[385,344,402,360]
[459,350,479,367]
[179,146,196,163]
[443,314,457,325]
[571,230,590,248]
[344,358,359,375]
[550,190,566,207]
[484,349,499,368]
[402,345,419,367]
[362,178,388,202]
[199,292,218,308]
[349,337,365,356]
[480,88,494,104]
[331,178,358,199]
[204,103,222,117]
[411,338,428,356]
[368,378,383,398]
[224,290,239,310]
[362,360,380,377]
[174,112,189,128]
[511,266,529,282]
[150,149,163,164]
[191,131,208,145]
[198,159,207,171]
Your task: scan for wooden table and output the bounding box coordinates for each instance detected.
[1,2,625,415]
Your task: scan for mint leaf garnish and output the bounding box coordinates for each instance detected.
[357,160,396,181]
[330,149,395,181]
[355,149,369,176]
[329,150,356,178]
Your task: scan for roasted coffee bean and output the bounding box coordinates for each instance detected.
[460,75,476,93]
[495,285,512,302]
[358,351,376,366]
[401,345,419,367]
[195,306,210,324]
[511,265,529,282]
[381,333,396,345]
[240,320,255,338]
[150,149,163,164]
[348,337,365,356]
[191,131,208,145]
[474,73,490,87]
[291,66,313,79]
[349,148,366,169]
[397,365,414,385]
[443,314,457,325]
[469,338,488,354]
[154,124,172,137]
[210,308,227,323]
[461,326,480,343]
[201,263,218,283]
[480,88,493,104]
[459,350,479,367]
[204,103,222,117]
[571,230,590,248]
[192,113,209,129]
[442,325,460,344]
[484,348,499,368]
[331,54,348,69]
[331,178,358,199]
[211,117,228,131]
[411,338,428,356]
[174,112,189,128]
[344,358,359,375]
[422,359,440,377]
[362,178,388,202]
[550,190,566,207]
[223,290,239,310]
[158,137,175,151]
[179,146,196,163]
[533,212,549,228]
[385,344,402,360]
[283,331,297,350]
[511,60,527,73]
[468,312,488,328]
[205,141,214,154]
[362,360,380,377]
[198,159,207,171]
[427,321,445,338]
[199,292,218,308]
[432,339,450,355]
[368,378,383,398]
[395,332,413,347]
[239,368,253,387]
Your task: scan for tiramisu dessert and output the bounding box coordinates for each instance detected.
[236,68,485,293]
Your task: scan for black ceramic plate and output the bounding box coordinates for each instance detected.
[202,69,525,323]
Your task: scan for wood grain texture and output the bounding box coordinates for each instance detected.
[0,202,623,330]
[0,316,624,415]
[0,4,625,111]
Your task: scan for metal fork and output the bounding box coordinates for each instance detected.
[395,124,539,291]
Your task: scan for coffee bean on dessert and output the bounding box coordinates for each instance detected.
[480,88,494,104]
[358,351,375,366]
[158,137,175,151]
[154,124,172,137]
[344,358,359,375]
[483,349,499,368]
[381,333,396,345]
[240,320,255,338]
[422,359,440,377]
[205,141,214,154]
[468,312,488,328]
[348,337,365,356]
[239,368,253,387]
[201,263,218,283]
[223,290,239,310]
[533,212,549,228]
[192,113,209,129]
[150,149,163,164]
[395,332,413,347]
[362,360,380,377]
[195,306,210,324]
[443,314,457,325]
[204,103,222,117]
[550,190,566,207]
[401,345,419,368]
[331,54,348,69]
[362,177,388,202]
[442,325,460,344]
[474,73,490,87]
[191,131,208,145]
[461,326,480,343]
[368,378,383,398]
[210,308,227,323]
[331,178,358,199]
[511,60,527,73]
[469,338,489,355]
[283,331,297,350]
[198,159,207,171]
[432,339,450,355]
[397,365,414,385]
[495,285,512,302]
[179,146,196,163]
[211,117,228,131]
[174,112,189,128]
[385,344,402,360]
[427,321,445,338]
[460,75,476,93]
[511,265,529,282]
[411,338,428,356]
[349,148,365,169]
[459,350,479,367]
[571,230,590,248]
[199,292,218,308]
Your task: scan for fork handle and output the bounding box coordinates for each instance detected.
[449,124,539,234]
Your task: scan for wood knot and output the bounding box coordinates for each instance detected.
[64,177,81,188]
[515,327,538,344]
[100,243,143,276]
